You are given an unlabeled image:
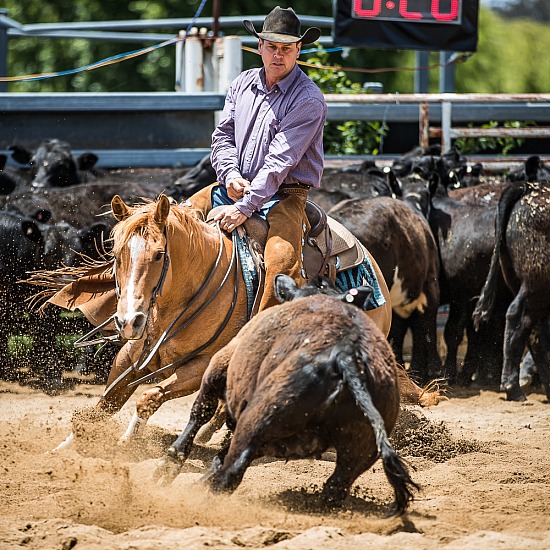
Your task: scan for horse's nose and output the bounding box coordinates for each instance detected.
[114,312,148,340]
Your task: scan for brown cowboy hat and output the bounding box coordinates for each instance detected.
[243,6,321,45]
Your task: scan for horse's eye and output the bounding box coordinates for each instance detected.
[154,251,164,261]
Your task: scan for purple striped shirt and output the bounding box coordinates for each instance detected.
[211,63,327,217]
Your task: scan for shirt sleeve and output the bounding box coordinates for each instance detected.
[235,95,327,216]
[211,83,242,186]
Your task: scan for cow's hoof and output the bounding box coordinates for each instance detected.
[505,385,527,402]
[320,487,346,508]
[200,455,224,485]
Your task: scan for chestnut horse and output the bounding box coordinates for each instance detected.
[46,194,429,451]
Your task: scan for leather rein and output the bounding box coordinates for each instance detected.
[99,221,240,398]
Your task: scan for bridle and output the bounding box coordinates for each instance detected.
[100,221,240,398]
[112,225,171,306]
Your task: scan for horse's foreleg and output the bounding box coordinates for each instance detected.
[50,342,142,453]
[155,345,234,485]
[119,355,212,446]
[136,355,211,419]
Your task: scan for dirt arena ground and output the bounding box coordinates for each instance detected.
[1,378,549,550]
[1,160,549,548]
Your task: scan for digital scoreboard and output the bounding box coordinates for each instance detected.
[333,0,479,51]
[352,0,462,24]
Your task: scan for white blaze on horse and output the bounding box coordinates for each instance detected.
[29,193,438,452]
[47,194,249,450]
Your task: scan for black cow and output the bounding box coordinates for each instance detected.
[428,179,513,386]
[506,156,550,183]
[156,275,419,514]
[310,160,396,211]
[449,180,508,207]
[170,153,217,197]
[9,139,99,189]
[0,154,29,195]
[328,174,442,384]
[473,181,550,402]
[391,146,467,178]
[0,206,110,389]
[1,179,170,230]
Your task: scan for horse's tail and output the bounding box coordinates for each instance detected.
[472,181,526,330]
[335,340,419,515]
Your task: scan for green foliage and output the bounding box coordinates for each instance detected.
[455,8,550,93]
[306,48,388,155]
[454,121,536,155]
[3,0,196,92]
[7,335,32,357]
[1,2,549,95]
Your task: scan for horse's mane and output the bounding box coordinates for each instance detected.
[110,199,204,257]
[24,198,211,308]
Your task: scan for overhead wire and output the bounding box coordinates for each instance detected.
[0,12,470,83]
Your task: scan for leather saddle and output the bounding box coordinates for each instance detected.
[208,199,365,282]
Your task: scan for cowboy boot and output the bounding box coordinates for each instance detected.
[259,193,309,311]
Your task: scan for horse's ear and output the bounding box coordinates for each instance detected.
[112,195,131,221]
[154,194,171,224]
[274,274,299,303]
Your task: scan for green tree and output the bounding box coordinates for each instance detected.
[1,2,549,94]
[455,7,550,93]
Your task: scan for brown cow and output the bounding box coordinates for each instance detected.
[156,275,421,514]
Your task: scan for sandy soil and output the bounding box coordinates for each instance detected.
[2,161,549,548]
[0,378,549,550]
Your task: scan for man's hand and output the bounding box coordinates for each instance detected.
[213,205,248,232]
[226,177,251,201]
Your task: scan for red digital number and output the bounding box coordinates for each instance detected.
[353,0,381,17]
[353,0,461,22]
[399,0,422,20]
[432,0,459,21]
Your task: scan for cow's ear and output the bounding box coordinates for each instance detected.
[9,144,32,165]
[32,209,52,224]
[339,284,373,310]
[79,222,110,253]
[385,168,402,198]
[21,220,43,243]
[274,274,299,303]
[78,152,99,171]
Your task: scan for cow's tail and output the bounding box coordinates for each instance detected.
[472,181,526,330]
[336,344,419,515]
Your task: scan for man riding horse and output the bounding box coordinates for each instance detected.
[185,6,327,310]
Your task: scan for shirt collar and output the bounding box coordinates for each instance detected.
[276,64,300,94]
[253,64,300,95]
